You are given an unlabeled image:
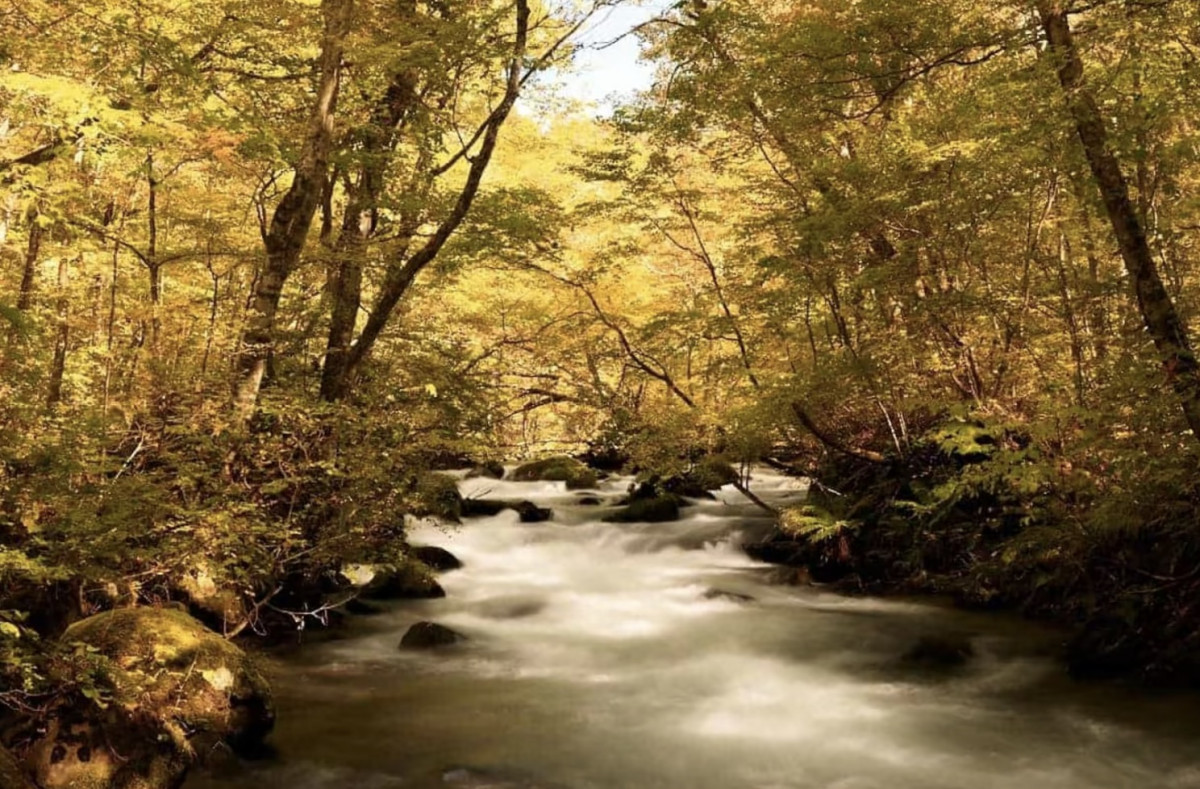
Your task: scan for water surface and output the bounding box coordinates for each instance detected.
[190,472,1200,789]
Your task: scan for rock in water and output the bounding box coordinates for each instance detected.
[346,561,446,600]
[465,461,505,480]
[461,498,510,518]
[575,495,602,506]
[509,457,597,490]
[902,634,975,669]
[400,622,467,649]
[604,494,681,523]
[410,545,463,571]
[702,588,756,603]
[513,501,552,523]
[25,608,273,789]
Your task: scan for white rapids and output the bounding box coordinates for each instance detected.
[189,471,1200,789]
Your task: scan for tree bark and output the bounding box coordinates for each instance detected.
[16,216,41,312]
[1038,1,1200,442]
[320,67,419,402]
[46,256,70,407]
[232,0,354,419]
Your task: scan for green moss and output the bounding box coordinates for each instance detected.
[510,457,598,489]
[412,472,464,520]
[604,494,681,523]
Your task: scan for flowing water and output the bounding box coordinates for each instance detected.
[191,472,1200,789]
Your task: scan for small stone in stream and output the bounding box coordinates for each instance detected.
[477,596,546,620]
[410,545,463,571]
[576,495,602,506]
[400,621,467,650]
[514,501,552,523]
[461,498,509,518]
[702,588,756,603]
[901,634,975,669]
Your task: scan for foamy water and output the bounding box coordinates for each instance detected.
[190,472,1200,789]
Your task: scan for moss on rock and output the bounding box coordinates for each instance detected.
[510,457,597,490]
[25,607,274,789]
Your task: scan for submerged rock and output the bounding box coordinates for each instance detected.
[575,495,602,506]
[25,608,273,789]
[343,598,385,616]
[902,634,975,669]
[410,545,463,572]
[510,457,597,490]
[513,501,552,523]
[702,588,756,603]
[400,621,467,649]
[476,595,546,620]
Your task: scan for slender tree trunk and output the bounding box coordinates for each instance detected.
[46,256,70,407]
[232,0,353,419]
[16,215,41,311]
[1038,1,1200,442]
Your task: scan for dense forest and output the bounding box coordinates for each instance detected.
[3,0,1200,787]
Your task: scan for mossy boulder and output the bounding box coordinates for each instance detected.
[25,608,273,789]
[510,457,597,490]
[400,621,466,650]
[662,457,739,499]
[412,472,464,521]
[343,561,446,601]
[604,494,682,524]
[465,461,506,480]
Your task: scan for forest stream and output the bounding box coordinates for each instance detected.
[185,472,1200,789]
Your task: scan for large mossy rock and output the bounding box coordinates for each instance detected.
[26,608,274,789]
[343,560,446,600]
[465,461,505,480]
[662,457,740,499]
[604,494,682,524]
[510,457,597,490]
[412,472,464,521]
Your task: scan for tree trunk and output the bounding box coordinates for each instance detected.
[232,0,354,419]
[319,67,418,402]
[46,256,70,407]
[16,216,41,311]
[1038,1,1200,442]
